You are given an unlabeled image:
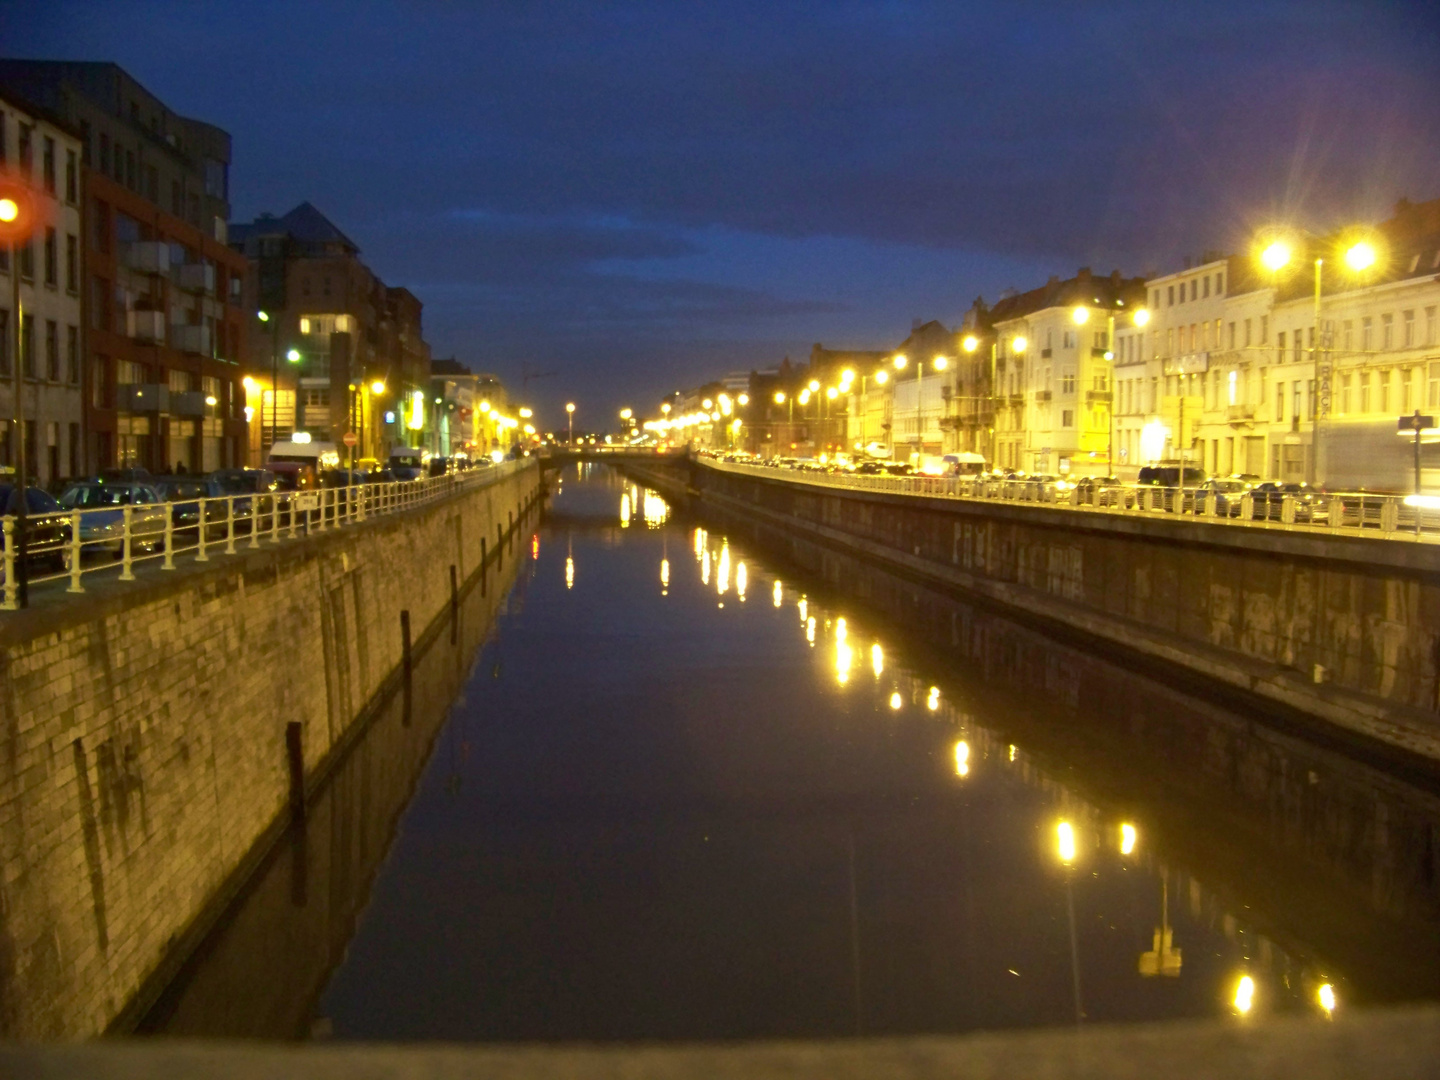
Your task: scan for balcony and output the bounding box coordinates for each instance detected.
[117,384,170,412]
[172,324,213,356]
[124,241,170,275]
[1226,403,1257,423]
[1040,348,1053,358]
[178,262,216,294]
[1035,389,1052,402]
[1007,393,1025,407]
[170,391,212,417]
[1085,390,1113,404]
[127,308,166,343]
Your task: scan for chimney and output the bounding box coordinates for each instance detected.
[912,317,923,332]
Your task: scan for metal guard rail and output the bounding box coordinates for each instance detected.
[701,459,1440,545]
[1,460,523,611]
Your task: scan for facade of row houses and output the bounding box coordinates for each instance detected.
[959,269,1145,475]
[0,88,84,486]
[0,60,250,477]
[1113,197,1440,490]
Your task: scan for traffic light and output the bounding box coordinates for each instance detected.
[0,172,40,245]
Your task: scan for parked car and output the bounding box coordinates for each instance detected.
[1074,476,1130,507]
[58,481,169,559]
[1250,481,1326,523]
[1187,478,1253,517]
[0,483,69,578]
[154,477,229,541]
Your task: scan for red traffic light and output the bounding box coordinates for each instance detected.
[0,172,42,244]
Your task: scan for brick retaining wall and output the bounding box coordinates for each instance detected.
[0,463,541,1038]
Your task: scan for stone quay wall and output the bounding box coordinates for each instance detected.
[628,460,1440,766]
[0,463,542,1038]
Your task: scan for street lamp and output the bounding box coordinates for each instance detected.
[566,401,576,445]
[1256,229,1381,484]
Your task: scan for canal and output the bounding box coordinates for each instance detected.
[141,463,1440,1041]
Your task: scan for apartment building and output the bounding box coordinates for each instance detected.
[1115,197,1440,489]
[230,203,431,465]
[0,88,84,484]
[982,269,1145,475]
[0,60,249,475]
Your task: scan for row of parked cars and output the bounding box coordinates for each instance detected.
[0,460,467,580]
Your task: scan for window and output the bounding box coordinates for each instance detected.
[1382,313,1393,350]
[91,356,109,409]
[1293,333,1301,363]
[1203,276,1211,299]
[1062,372,1076,394]
[1428,306,1438,346]
[1379,369,1391,413]
[1340,373,1352,414]
[1359,372,1371,413]
[65,149,77,203]
[1430,362,1440,409]
[1402,310,1414,348]
[43,320,58,381]
[19,124,33,173]
[1275,383,1284,421]
[1062,330,1076,349]
[1260,315,1268,344]
[1342,320,1353,352]
[1228,370,1238,406]
[1293,381,1302,421]
[1216,271,1224,294]
[0,309,8,375]
[18,238,33,280]
[1244,319,1252,347]
[43,228,56,286]
[168,368,195,393]
[1168,285,1175,307]
[1362,317,1373,351]
[117,359,147,385]
[21,314,33,377]
[1191,280,1198,301]
[1061,409,1073,427]
[65,234,78,292]
[1228,321,1236,349]
[1166,328,1173,355]
[1403,367,1415,411]
[99,132,110,175]
[1151,289,1159,309]
[42,136,56,192]
[1277,331,1286,363]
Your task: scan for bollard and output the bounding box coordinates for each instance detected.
[162,505,175,569]
[225,496,237,554]
[1,518,17,610]
[66,511,84,593]
[286,721,306,822]
[119,505,136,581]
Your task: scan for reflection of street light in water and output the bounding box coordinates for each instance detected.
[1139,872,1182,979]
[1055,820,1084,1023]
[1233,975,1255,1015]
[565,533,574,590]
[772,579,783,607]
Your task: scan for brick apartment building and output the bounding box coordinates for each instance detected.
[0,61,250,475]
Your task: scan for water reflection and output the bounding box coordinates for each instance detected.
[145,464,1438,1040]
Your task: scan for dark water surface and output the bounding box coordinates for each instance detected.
[146,464,1440,1041]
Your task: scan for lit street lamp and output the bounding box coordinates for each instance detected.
[566,401,576,445]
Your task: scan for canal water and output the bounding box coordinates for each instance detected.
[143,464,1440,1040]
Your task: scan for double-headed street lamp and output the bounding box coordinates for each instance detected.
[1257,230,1380,486]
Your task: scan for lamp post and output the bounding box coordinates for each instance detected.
[1,181,36,608]
[1259,233,1377,486]
[566,402,575,446]
[257,310,279,453]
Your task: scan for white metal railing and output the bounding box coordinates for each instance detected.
[700,458,1440,544]
[0,460,524,611]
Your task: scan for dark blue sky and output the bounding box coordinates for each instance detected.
[10,1,1440,427]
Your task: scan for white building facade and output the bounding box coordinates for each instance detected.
[0,91,85,485]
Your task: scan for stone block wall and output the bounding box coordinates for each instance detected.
[0,464,540,1038]
[686,463,1440,760]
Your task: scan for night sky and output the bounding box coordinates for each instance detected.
[10,1,1440,428]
